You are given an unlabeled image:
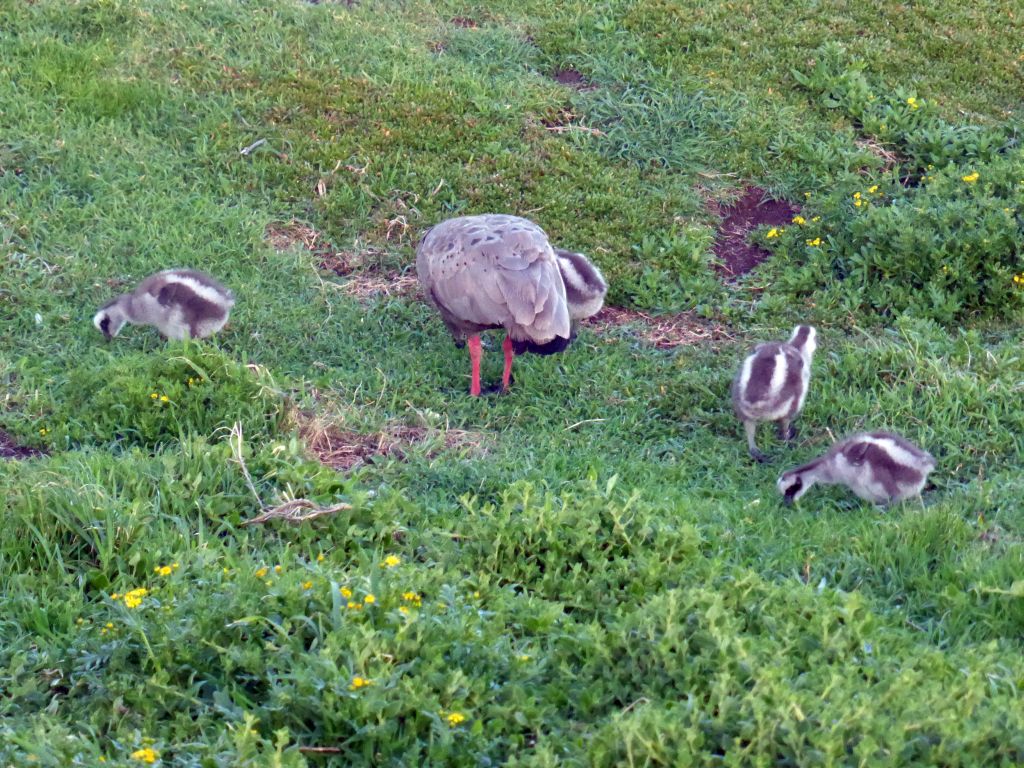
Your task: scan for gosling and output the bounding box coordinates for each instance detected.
[732,325,817,462]
[777,431,937,506]
[94,269,235,341]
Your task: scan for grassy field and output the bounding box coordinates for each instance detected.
[1,0,1023,765]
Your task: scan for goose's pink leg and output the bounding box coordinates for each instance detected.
[501,336,514,391]
[468,335,482,397]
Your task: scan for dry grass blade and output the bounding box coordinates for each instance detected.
[239,498,352,526]
[228,421,352,526]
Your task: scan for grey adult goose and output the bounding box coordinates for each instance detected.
[93,268,235,341]
[416,214,607,396]
[777,431,936,506]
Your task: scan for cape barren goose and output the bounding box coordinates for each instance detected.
[778,431,937,506]
[416,214,607,396]
[94,268,235,341]
[732,325,817,462]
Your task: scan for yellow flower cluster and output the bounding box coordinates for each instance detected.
[111,588,149,609]
[39,427,49,436]
[906,96,920,110]
[1014,273,1024,285]
[791,215,806,226]
[130,748,159,763]
[154,563,179,577]
[340,586,353,598]
[445,712,466,727]
[100,621,115,636]
[381,555,402,569]
[149,393,170,403]
[402,591,422,607]
[255,567,268,579]
[806,238,822,247]
[302,580,313,590]
[350,676,374,690]
[962,171,979,184]
[765,227,783,239]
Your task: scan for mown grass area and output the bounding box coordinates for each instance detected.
[1,1,1022,765]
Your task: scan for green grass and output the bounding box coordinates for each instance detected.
[2,1,1023,765]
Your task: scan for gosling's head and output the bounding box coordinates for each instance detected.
[555,249,607,320]
[93,296,129,339]
[777,468,810,505]
[788,325,817,360]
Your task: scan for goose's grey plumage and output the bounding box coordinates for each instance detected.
[777,431,936,506]
[417,214,607,395]
[732,325,817,462]
[93,269,235,341]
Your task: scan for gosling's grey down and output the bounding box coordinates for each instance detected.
[777,431,937,506]
[416,214,607,396]
[93,269,235,341]
[732,325,817,462]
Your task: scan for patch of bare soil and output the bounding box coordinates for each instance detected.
[710,186,797,279]
[584,306,731,349]
[552,67,594,91]
[265,220,418,299]
[299,415,486,471]
[0,429,45,460]
[450,16,478,28]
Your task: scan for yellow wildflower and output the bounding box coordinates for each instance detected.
[317,553,325,563]
[398,606,409,614]
[154,565,174,577]
[868,185,879,193]
[340,586,353,598]
[273,565,282,574]
[150,393,158,399]
[130,748,159,764]
[803,191,811,199]
[853,192,861,200]
[962,172,979,184]
[349,676,374,690]
[402,591,422,606]
[811,216,821,222]
[159,395,169,403]
[906,96,919,110]
[854,200,863,208]
[517,654,530,662]
[39,427,48,436]
[123,588,148,609]
[445,712,466,727]
[791,215,806,225]
[346,601,361,610]
[302,581,313,590]
[363,594,376,605]
[255,567,268,579]
[765,227,781,239]
[806,238,822,247]
[381,555,401,569]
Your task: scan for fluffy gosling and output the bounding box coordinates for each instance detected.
[94,269,235,341]
[777,431,937,506]
[732,325,817,462]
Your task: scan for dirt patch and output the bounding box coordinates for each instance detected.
[265,220,418,299]
[0,429,45,460]
[450,16,478,28]
[299,416,485,471]
[552,67,593,90]
[584,306,731,349]
[710,187,797,279]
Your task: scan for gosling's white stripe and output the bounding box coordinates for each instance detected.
[738,355,756,398]
[857,436,921,468]
[160,273,234,306]
[767,351,788,399]
[556,256,589,294]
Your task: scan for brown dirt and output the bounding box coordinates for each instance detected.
[552,67,593,90]
[265,220,418,299]
[450,16,478,28]
[583,306,732,349]
[0,429,45,460]
[710,186,797,279]
[299,415,486,472]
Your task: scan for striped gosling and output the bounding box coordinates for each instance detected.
[732,325,817,462]
[777,431,937,506]
[94,269,235,341]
